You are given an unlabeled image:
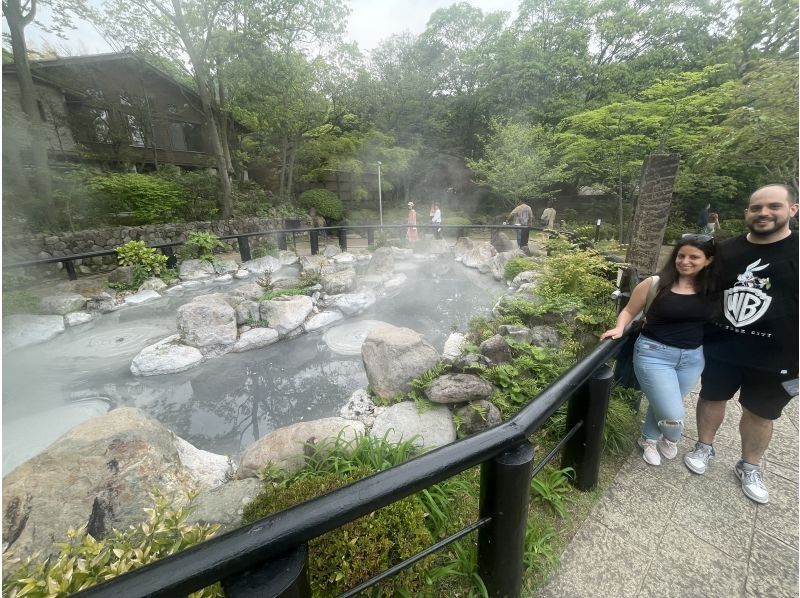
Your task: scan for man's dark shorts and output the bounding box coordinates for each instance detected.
[700,357,796,420]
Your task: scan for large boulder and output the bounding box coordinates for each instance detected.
[454,400,503,436]
[320,290,376,315]
[453,237,474,260]
[259,295,313,336]
[530,325,562,348]
[238,418,365,478]
[442,332,467,361]
[461,241,497,269]
[241,255,282,274]
[482,249,524,281]
[278,250,299,266]
[370,402,455,450]
[107,266,135,286]
[185,478,263,534]
[299,255,328,274]
[511,270,539,288]
[124,290,162,306]
[131,334,204,376]
[232,327,280,352]
[339,388,376,426]
[86,292,118,314]
[320,267,356,294]
[361,324,440,400]
[177,296,238,353]
[3,314,65,349]
[425,374,496,405]
[40,293,86,315]
[365,247,394,277]
[479,334,513,365]
[303,310,344,332]
[178,259,216,280]
[229,282,266,302]
[491,231,517,253]
[2,408,223,566]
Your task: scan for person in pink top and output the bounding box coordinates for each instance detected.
[406,202,419,243]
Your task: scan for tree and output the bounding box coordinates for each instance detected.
[467,119,564,206]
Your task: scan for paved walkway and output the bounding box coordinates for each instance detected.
[538,389,799,597]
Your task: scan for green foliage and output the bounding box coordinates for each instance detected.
[298,269,322,288]
[114,241,168,278]
[524,517,558,574]
[3,490,221,597]
[260,287,307,301]
[298,189,344,221]
[153,166,219,222]
[87,172,187,225]
[531,467,574,518]
[250,237,278,259]
[185,232,224,262]
[466,316,498,345]
[504,257,538,282]
[2,288,41,316]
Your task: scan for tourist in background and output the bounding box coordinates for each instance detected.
[684,184,798,504]
[696,202,711,232]
[406,202,419,243]
[704,212,721,236]
[507,198,533,250]
[540,204,557,229]
[601,234,717,466]
[431,202,442,239]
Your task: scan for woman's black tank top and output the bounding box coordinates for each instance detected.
[642,291,713,349]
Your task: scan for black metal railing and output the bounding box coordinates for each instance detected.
[75,331,629,598]
[2,223,541,281]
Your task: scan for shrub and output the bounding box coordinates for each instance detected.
[185,231,224,262]
[153,166,219,221]
[260,288,307,301]
[504,257,538,281]
[3,490,221,597]
[298,189,344,221]
[115,240,168,278]
[88,172,187,224]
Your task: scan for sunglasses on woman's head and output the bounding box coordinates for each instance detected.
[681,233,715,246]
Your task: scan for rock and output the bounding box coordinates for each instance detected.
[186,478,262,534]
[278,250,299,266]
[462,241,497,269]
[320,290,376,315]
[124,290,162,306]
[177,296,238,352]
[530,325,562,348]
[86,292,117,314]
[340,388,375,424]
[131,334,204,376]
[454,400,502,436]
[370,402,455,450]
[323,244,341,257]
[511,270,538,288]
[64,311,95,327]
[229,282,265,302]
[272,277,302,289]
[453,237,474,260]
[40,293,86,315]
[108,265,135,286]
[234,300,260,325]
[259,295,314,336]
[383,273,407,292]
[452,353,492,372]
[428,239,452,255]
[214,274,233,283]
[178,259,216,280]
[491,231,517,253]
[173,435,233,489]
[390,247,413,259]
[332,252,355,265]
[361,324,440,400]
[182,280,203,290]
[238,418,366,478]
[442,332,467,361]
[2,408,202,565]
[3,314,65,348]
[212,258,238,274]
[486,250,524,281]
[241,255,282,274]
[320,267,356,294]
[232,327,280,352]
[365,247,394,276]
[139,277,168,292]
[479,334,513,365]
[303,310,344,332]
[425,374,496,405]
[498,324,533,344]
[234,270,250,279]
[165,285,185,295]
[299,255,327,273]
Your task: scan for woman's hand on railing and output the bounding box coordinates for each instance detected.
[599,326,625,341]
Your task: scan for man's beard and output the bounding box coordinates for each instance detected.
[747,215,789,237]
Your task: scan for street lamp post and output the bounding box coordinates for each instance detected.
[377,161,383,227]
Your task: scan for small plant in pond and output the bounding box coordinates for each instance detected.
[298,269,321,288]
[260,288,307,301]
[185,231,224,262]
[244,317,271,328]
[115,240,168,278]
[3,489,221,597]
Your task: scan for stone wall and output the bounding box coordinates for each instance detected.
[3,216,306,275]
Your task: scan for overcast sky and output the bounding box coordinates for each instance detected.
[17,0,519,56]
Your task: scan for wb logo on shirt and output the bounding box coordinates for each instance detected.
[724,259,772,327]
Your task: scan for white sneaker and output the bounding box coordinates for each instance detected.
[735,461,769,504]
[638,437,661,466]
[684,442,715,474]
[657,437,678,459]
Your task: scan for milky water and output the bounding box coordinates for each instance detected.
[2,258,505,474]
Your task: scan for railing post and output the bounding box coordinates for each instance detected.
[477,441,535,598]
[237,236,252,262]
[310,229,319,255]
[160,246,177,269]
[367,227,374,246]
[457,227,465,239]
[278,231,288,251]
[63,259,77,281]
[562,364,614,491]
[338,227,347,252]
[222,543,311,598]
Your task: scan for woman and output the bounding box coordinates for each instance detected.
[431,202,442,239]
[704,212,721,236]
[601,235,716,465]
[406,202,419,243]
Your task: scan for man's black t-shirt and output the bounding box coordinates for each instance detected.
[704,232,798,375]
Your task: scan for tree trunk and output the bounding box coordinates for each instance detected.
[625,153,681,276]
[5,0,57,230]
[286,138,297,198]
[279,135,288,198]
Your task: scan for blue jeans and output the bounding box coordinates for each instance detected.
[633,336,704,442]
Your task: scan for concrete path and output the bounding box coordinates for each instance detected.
[538,389,799,597]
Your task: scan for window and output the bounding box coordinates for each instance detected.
[169,122,204,152]
[128,115,145,147]
[92,110,112,143]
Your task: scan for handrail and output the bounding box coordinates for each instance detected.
[76,332,628,598]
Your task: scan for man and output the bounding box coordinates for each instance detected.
[696,202,710,231]
[684,184,798,504]
[540,205,557,229]
[507,198,533,249]
[431,202,442,239]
